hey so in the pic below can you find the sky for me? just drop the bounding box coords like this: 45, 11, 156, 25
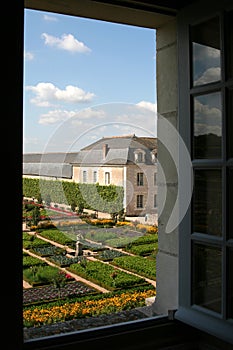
23, 9, 157, 154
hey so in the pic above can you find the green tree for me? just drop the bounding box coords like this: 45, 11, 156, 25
32, 206, 40, 226
52, 271, 67, 301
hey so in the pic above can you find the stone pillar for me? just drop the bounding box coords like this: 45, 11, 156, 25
152, 18, 179, 316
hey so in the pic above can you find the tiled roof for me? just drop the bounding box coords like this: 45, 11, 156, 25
71, 134, 157, 165
22, 135, 157, 176
81, 134, 157, 151
23, 163, 72, 178
23, 152, 79, 164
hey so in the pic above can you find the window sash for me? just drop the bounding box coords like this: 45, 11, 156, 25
137, 194, 143, 208
137, 172, 144, 186
175, 1, 233, 344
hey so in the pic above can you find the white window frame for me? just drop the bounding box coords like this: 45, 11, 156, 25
105, 171, 110, 185
175, 0, 233, 345
93, 170, 97, 183
82, 170, 87, 183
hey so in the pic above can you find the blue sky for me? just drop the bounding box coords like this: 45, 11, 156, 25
23, 9, 157, 153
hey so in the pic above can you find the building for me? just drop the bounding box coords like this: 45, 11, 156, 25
8, 0, 233, 349
23, 134, 158, 218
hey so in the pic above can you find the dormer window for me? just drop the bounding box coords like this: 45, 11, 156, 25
151, 149, 157, 163
134, 149, 145, 163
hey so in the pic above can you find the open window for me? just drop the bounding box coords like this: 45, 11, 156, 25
9, 1, 233, 350
22, 2, 160, 347
176, 0, 233, 344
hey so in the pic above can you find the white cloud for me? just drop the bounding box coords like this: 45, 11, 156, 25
39, 109, 75, 125
194, 98, 221, 136
24, 51, 34, 61
193, 43, 220, 61
39, 107, 105, 125
43, 14, 58, 22
55, 85, 95, 103
114, 101, 157, 136
41, 33, 91, 53
26, 82, 95, 107
29, 102, 157, 152
195, 99, 221, 121
136, 100, 157, 113
23, 136, 39, 145
71, 108, 106, 123
194, 67, 221, 85
194, 123, 221, 136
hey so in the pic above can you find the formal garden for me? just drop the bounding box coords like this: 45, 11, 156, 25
22, 179, 158, 330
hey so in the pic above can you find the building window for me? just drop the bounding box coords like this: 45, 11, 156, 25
154, 173, 156, 186
151, 150, 157, 163
176, 7, 233, 344
134, 149, 145, 163
137, 194, 143, 208
137, 152, 143, 162
105, 172, 110, 185
154, 194, 157, 208
137, 172, 144, 186
83, 170, 87, 183
93, 171, 97, 183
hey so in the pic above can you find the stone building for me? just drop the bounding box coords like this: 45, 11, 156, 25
23, 134, 158, 217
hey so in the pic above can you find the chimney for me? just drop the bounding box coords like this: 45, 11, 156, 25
102, 143, 108, 159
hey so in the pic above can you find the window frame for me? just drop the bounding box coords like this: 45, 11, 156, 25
93, 170, 97, 183
105, 171, 110, 185
137, 172, 144, 186
154, 172, 157, 186
175, 0, 233, 344
82, 170, 87, 183
136, 194, 144, 208
12, 0, 233, 349
154, 194, 157, 208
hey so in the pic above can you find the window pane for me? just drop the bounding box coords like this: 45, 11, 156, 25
93, 171, 97, 183
191, 17, 221, 86
137, 194, 143, 208
227, 89, 233, 159
227, 10, 233, 79
229, 169, 233, 239
137, 172, 143, 186
192, 243, 222, 314
193, 169, 222, 236
83, 170, 87, 183
193, 92, 222, 159
227, 248, 233, 319
105, 172, 110, 185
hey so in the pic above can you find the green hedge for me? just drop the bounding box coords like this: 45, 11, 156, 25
22, 178, 124, 214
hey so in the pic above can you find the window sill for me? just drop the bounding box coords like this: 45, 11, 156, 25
175, 306, 233, 347
22, 314, 200, 350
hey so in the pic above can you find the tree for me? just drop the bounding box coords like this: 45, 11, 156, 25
32, 206, 40, 226
52, 271, 67, 301
45, 194, 52, 207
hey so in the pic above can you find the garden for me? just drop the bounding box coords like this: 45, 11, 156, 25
23, 199, 157, 329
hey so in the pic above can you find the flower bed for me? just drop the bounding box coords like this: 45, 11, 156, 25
23, 281, 97, 305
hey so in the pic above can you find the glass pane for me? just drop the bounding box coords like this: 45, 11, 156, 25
192, 243, 222, 314
227, 89, 233, 159
229, 169, 233, 239
227, 248, 233, 319
193, 92, 222, 159
191, 17, 221, 86
193, 169, 222, 236
227, 10, 233, 79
